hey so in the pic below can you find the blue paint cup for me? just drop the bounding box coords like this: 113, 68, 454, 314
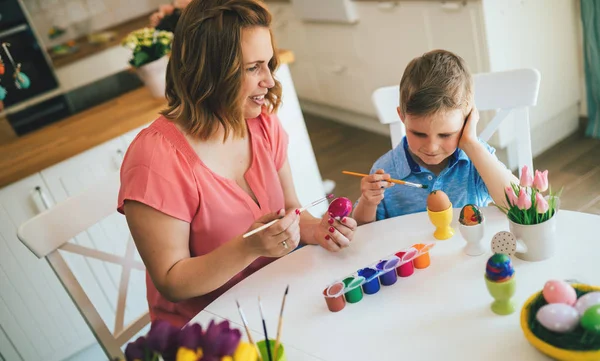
376, 257, 400, 286
358, 267, 380, 295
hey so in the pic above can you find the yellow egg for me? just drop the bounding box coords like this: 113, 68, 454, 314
427, 190, 450, 212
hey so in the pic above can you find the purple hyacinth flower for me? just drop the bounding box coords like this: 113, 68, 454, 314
178, 323, 204, 351
146, 320, 181, 361
125, 336, 150, 361
201, 320, 242, 357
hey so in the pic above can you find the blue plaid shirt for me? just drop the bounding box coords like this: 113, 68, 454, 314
366, 137, 498, 221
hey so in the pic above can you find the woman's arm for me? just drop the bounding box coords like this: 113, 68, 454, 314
277, 160, 357, 252
123, 200, 299, 302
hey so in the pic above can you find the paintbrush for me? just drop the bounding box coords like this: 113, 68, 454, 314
273, 285, 289, 359
342, 170, 428, 189
236, 300, 263, 361
243, 194, 334, 238
258, 296, 273, 361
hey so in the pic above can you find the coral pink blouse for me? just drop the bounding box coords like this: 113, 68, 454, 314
117, 112, 288, 327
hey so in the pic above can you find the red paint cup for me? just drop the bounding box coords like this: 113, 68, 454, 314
396, 247, 418, 277
323, 282, 346, 312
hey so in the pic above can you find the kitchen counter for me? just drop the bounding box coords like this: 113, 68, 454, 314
0, 49, 293, 188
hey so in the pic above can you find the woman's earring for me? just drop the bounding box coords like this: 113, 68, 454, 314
13, 63, 30, 89
1, 42, 30, 89
0, 79, 6, 111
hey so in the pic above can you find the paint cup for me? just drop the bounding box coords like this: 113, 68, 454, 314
323, 282, 346, 312
376, 257, 400, 286
396, 248, 418, 277
412, 243, 434, 269
358, 267, 381, 295
343, 276, 364, 303
257, 339, 287, 361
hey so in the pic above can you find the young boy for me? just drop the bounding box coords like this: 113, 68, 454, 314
353, 49, 518, 225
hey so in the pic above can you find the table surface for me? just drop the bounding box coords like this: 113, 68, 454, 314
190, 207, 599, 361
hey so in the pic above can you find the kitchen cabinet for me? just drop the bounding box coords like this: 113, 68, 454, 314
0, 324, 21, 361
0, 174, 95, 361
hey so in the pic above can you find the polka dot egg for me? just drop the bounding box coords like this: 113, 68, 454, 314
574, 291, 600, 316
542, 280, 577, 306
536, 303, 580, 333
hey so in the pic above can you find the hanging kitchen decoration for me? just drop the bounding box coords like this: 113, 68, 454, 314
1, 43, 31, 90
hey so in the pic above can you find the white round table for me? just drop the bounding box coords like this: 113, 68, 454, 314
189, 207, 599, 361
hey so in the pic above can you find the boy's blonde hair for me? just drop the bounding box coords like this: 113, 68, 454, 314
399, 49, 473, 119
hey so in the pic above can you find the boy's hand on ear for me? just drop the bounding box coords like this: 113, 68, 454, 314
459, 107, 480, 150
359, 169, 394, 206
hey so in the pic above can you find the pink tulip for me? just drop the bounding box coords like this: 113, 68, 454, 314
516, 188, 532, 210
533, 170, 549, 192
520, 165, 533, 187
535, 192, 549, 213
505, 186, 518, 206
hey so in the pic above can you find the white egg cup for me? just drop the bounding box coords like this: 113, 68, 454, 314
459, 219, 486, 256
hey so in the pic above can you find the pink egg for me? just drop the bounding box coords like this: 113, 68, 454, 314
575, 292, 600, 316
536, 303, 580, 333
328, 197, 353, 219
543, 280, 577, 305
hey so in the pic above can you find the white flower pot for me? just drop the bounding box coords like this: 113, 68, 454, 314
509, 213, 558, 262
135, 56, 169, 98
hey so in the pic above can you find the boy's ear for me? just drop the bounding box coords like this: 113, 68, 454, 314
396, 107, 405, 124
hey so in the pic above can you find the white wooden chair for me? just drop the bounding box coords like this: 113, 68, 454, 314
372, 68, 541, 175
17, 171, 150, 360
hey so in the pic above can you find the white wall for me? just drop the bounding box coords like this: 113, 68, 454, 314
269, 0, 583, 163
21, 0, 165, 48
476, 0, 582, 156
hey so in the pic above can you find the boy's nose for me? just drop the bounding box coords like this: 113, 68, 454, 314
423, 142, 440, 153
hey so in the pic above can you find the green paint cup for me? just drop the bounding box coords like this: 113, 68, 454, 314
257, 339, 286, 361
343, 276, 364, 303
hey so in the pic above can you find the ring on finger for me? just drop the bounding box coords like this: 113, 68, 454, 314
281, 240, 289, 249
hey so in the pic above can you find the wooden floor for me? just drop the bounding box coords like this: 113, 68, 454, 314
304, 113, 600, 215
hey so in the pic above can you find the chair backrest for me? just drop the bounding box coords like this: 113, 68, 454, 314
17, 171, 149, 360
371, 68, 541, 175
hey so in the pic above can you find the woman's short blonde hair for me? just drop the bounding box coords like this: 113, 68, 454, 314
399, 49, 473, 119
161, 0, 282, 140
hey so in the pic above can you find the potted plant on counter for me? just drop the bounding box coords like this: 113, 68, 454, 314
122, 27, 173, 98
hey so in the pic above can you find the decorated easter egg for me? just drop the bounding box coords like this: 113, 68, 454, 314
543, 280, 577, 305
575, 292, 600, 316
536, 303, 580, 333
427, 190, 450, 212
485, 253, 514, 282
459, 204, 483, 226
328, 197, 353, 219
581, 304, 600, 334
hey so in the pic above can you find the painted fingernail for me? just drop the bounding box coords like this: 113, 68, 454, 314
325, 235, 330, 240
329, 226, 335, 233
328, 218, 334, 225
277, 209, 284, 216
342, 217, 347, 223
295, 209, 300, 215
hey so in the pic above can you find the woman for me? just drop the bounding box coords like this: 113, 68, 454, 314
118, 0, 357, 327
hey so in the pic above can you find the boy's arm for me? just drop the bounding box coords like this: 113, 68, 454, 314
459, 108, 519, 208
